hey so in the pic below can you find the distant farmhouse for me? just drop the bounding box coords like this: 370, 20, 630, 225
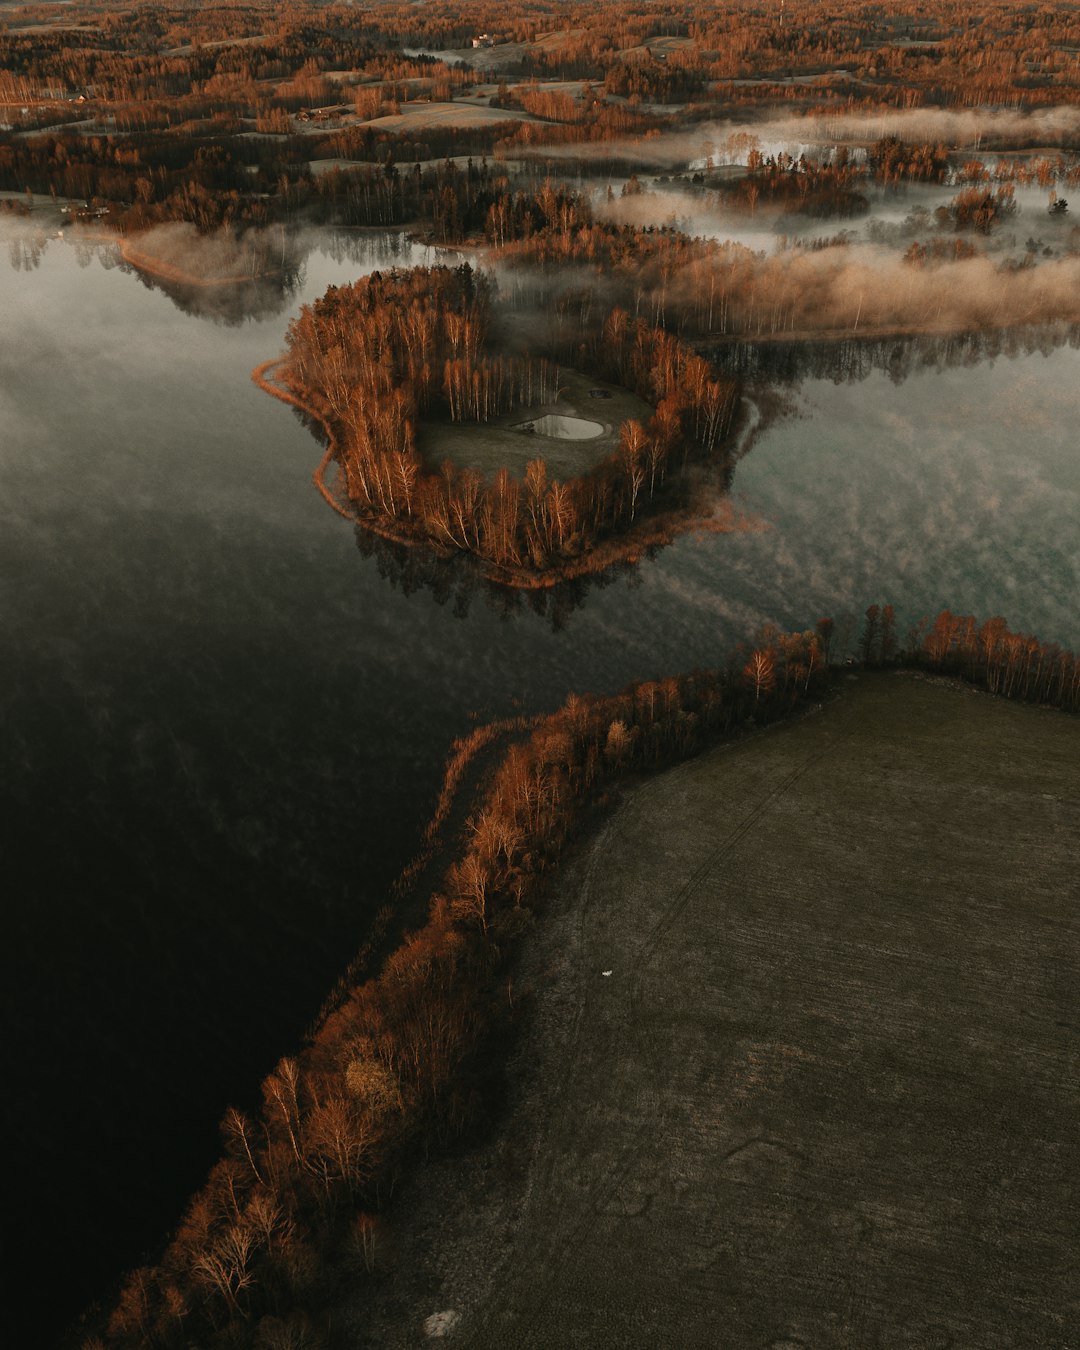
471, 33, 496, 48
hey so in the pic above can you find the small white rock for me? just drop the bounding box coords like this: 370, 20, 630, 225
424, 1310, 460, 1338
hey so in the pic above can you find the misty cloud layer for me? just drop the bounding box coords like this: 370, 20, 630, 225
522, 105, 1080, 171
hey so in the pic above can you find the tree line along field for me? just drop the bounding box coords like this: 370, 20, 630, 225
80, 610, 1080, 1349
350, 671, 1080, 1349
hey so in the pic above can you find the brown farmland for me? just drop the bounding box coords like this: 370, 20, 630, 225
358, 102, 539, 133
359, 673, 1080, 1348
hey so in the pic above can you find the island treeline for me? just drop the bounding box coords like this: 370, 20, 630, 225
270, 260, 738, 579
79, 606, 1079, 1349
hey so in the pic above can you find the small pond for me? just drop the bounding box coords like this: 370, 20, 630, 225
516, 413, 605, 439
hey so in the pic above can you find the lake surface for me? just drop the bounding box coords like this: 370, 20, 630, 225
3, 221, 1079, 1341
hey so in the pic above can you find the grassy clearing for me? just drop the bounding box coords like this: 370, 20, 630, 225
360, 102, 539, 132
415, 368, 653, 479
356, 673, 1080, 1348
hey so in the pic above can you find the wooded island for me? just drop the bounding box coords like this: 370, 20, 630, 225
258, 252, 739, 582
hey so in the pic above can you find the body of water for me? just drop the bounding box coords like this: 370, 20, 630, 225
2, 221, 1078, 1340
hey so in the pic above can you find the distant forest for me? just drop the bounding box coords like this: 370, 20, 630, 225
8, 0, 1080, 233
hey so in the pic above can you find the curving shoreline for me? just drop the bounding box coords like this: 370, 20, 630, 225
251, 358, 357, 521
359, 671, 1080, 1348
87, 609, 1080, 1347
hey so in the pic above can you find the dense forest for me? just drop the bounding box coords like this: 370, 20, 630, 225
10, 0, 1080, 117
75, 604, 1078, 1349
9, 0, 1080, 365
9, 0, 1080, 231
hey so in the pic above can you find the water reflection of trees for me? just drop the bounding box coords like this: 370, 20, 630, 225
7, 228, 49, 271
119, 256, 304, 324
305, 227, 428, 270
2, 223, 429, 323
711, 320, 1080, 384
121, 228, 429, 323
355, 527, 646, 630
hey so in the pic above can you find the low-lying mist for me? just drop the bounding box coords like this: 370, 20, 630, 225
520, 105, 1080, 172
575, 180, 1080, 341
685, 242, 1080, 338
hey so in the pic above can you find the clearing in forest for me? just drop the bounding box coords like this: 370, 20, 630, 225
416, 369, 653, 480
359, 102, 540, 133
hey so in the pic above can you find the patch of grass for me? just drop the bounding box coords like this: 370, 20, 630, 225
415, 368, 654, 479
361, 102, 539, 132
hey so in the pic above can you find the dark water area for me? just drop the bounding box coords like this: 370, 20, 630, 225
2, 222, 1080, 1344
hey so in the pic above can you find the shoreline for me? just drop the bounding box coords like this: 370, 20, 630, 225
118, 235, 282, 287
251, 358, 357, 521
88, 609, 1080, 1345
700, 315, 1080, 346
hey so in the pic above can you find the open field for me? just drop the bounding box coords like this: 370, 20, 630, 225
359, 102, 540, 134
355, 673, 1080, 1348
619, 35, 699, 60
415, 368, 653, 479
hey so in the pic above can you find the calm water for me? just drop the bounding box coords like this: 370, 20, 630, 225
3, 222, 1079, 1339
